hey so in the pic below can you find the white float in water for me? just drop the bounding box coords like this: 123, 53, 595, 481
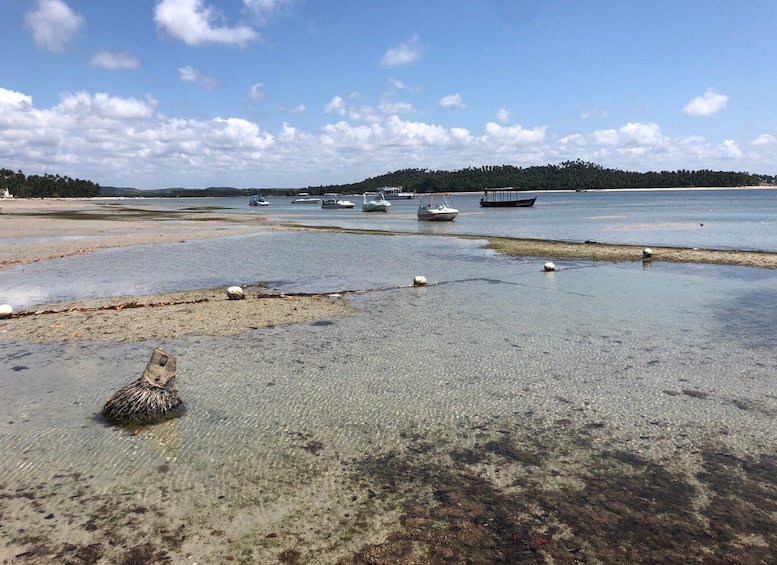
543, 262, 556, 272
226, 286, 245, 300
413, 275, 427, 286
642, 248, 653, 258
0, 304, 12, 318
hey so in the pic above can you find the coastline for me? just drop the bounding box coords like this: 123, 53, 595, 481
2, 197, 776, 343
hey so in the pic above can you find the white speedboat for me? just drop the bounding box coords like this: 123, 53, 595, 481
292, 192, 320, 204
362, 192, 391, 212
417, 193, 458, 221
249, 195, 269, 206
321, 196, 355, 209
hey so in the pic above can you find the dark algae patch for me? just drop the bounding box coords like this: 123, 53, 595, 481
3, 416, 777, 563
343, 418, 777, 564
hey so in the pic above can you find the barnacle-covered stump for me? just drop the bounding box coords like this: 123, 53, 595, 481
102, 347, 183, 425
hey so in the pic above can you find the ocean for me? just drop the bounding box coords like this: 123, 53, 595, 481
1, 188, 776, 562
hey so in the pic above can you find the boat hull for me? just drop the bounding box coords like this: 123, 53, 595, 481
479, 197, 536, 208
417, 210, 458, 221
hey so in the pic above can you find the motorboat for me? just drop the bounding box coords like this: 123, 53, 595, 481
321, 196, 355, 209
292, 192, 320, 204
362, 192, 391, 212
417, 193, 458, 221
249, 195, 269, 206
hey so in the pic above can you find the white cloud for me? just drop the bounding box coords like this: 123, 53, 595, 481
591, 122, 665, 147
248, 83, 266, 103
90, 51, 140, 70
496, 108, 511, 124
243, 0, 295, 25
2, 85, 774, 189
682, 89, 728, 117
154, 0, 258, 45
279, 103, 306, 113
483, 122, 547, 145
381, 35, 423, 67
719, 139, 743, 159
439, 94, 466, 110
752, 134, 775, 145
324, 96, 347, 116
178, 66, 219, 90
580, 109, 608, 120
378, 100, 414, 115
24, 0, 83, 52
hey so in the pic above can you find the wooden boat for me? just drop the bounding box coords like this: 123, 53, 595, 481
417, 193, 458, 221
479, 188, 536, 208
362, 192, 391, 212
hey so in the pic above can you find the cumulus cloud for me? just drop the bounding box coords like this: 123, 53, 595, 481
2, 84, 774, 189
178, 66, 219, 90
279, 103, 306, 113
752, 134, 775, 145
496, 108, 512, 124
154, 0, 258, 45
483, 122, 546, 145
324, 96, 347, 116
381, 35, 423, 67
439, 94, 466, 110
24, 0, 83, 52
90, 51, 140, 70
682, 89, 728, 117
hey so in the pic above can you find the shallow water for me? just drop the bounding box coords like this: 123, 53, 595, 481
2, 197, 777, 562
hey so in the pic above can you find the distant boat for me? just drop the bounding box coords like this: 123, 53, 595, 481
321, 195, 355, 209
479, 188, 536, 208
249, 195, 269, 206
362, 192, 391, 212
417, 193, 458, 221
380, 186, 414, 199
292, 196, 321, 204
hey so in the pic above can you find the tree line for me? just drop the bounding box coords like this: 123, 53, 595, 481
1, 161, 768, 198
1, 168, 100, 198
308, 160, 764, 195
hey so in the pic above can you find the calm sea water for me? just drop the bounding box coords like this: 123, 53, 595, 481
1, 189, 776, 561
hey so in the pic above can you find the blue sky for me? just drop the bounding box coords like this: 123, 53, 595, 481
1, 0, 776, 189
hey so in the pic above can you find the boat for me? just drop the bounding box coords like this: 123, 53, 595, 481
479, 188, 536, 208
417, 193, 458, 221
380, 186, 414, 199
249, 195, 269, 206
362, 192, 391, 212
292, 192, 321, 204
321, 195, 355, 209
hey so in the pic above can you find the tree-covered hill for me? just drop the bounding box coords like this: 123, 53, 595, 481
308, 160, 764, 195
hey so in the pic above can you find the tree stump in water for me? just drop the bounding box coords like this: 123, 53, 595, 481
103, 347, 183, 425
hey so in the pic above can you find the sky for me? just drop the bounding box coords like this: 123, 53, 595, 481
1, 0, 776, 190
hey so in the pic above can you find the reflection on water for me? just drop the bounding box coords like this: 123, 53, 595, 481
2, 228, 777, 561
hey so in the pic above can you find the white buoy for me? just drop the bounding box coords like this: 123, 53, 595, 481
0, 304, 12, 318
642, 248, 653, 258
413, 275, 427, 286
226, 286, 245, 300
543, 262, 556, 272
